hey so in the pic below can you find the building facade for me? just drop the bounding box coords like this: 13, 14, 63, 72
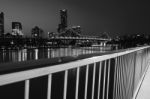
31, 26, 43, 38
57, 9, 68, 33
0, 12, 4, 36
12, 22, 23, 36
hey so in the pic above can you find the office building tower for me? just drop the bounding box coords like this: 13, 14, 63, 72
12, 22, 23, 36
0, 12, 4, 36
31, 26, 43, 38
58, 9, 68, 33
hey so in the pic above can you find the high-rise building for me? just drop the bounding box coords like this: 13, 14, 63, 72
57, 9, 68, 33
0, 12, 4, 36
12, 22, 23, 36
31, 26, 43, 38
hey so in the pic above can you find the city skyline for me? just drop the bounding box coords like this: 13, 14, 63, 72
0, 0, 150, 37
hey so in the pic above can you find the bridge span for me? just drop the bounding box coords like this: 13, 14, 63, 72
0, 46, 150, 99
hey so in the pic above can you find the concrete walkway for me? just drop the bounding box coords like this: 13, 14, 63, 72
136, 65, 150, 99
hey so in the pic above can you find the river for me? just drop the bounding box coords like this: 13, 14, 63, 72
0, 46, 112, 64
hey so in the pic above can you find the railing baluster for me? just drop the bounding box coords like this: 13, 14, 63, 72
75, 67, 80, 99
102, 60, 107, 99
106, 59, 111, 99
92, 63, 96, 99
125, 54, 129, 98
120, 56, 124, 99
84, 64, 89, 99
63, 70, 68, 99
122, 55, 126, 99
116, 57, 120, 99
47, 74, 52, 99
113, 57, 117, 99
120, 56, 123, 99
25, 80, 30, 99
117, 56, 121, 99
97, 62, 102, 99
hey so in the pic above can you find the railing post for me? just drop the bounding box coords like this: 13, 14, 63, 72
97, 62, 102, 99
47, 74, 52, 99
120, 56, 123, 99
25, 80, 30, 99
118, 56, 121, 99
92, 63, 96, 99
122, 55, 127, 99
106, 59, 111, 99
102, 60, 107, 99
75, 67, 80, 99
84, 64, 89, 99
113, 57, 117, 99
63, 70, 68, 99
116, 57, 120, 99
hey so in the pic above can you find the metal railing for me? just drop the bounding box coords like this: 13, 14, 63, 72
0, 46, 150, 99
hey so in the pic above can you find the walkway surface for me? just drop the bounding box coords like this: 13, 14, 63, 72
136, 65, 150, 99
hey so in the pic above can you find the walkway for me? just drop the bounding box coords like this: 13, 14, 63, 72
136, 64, 150, 99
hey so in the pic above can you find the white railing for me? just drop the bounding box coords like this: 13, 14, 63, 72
0, 46, 150, 99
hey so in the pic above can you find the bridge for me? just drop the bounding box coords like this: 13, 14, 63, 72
0, 46, 150, 99
48, 36, 110, 46
48, 30, 111, 46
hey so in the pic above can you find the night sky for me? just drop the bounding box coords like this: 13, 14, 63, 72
0, 0, 150, 37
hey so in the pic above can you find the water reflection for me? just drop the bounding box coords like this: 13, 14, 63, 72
0, 47, 110, 64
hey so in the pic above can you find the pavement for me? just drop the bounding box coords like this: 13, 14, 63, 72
136, 64, 150, 99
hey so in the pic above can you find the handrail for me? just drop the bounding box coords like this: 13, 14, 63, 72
0, 46, 149, 86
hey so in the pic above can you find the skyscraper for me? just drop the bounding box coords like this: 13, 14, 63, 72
12, 22, 23, 36
57, 9, 68, 33
31, 26, 43, 38
0, 12, 4, 36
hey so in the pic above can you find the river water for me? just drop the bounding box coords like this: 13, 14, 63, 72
0, 46, 111, 64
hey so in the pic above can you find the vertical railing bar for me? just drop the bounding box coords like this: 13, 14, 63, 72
132, 53, 137, 97
102, 60, 107, 99
92, 62, 96, 99
115, 57, 119, 99
63, 70, 68, 99
47, 74, 52, 99
141, 53, 144, 76
125, 54, 129, 98
25, 80, 30, 99
126, 54, 130, 98
130, 54, 134, 98
122, 55, 126, 99
121, 55, 124, 99
113, 57, 117, 99
120, 56, 124, 99
97, 61, 102, 99
75, 67, 80, 99
118, 56, 121, 99
129, 54, 134, 98
118, 56, 122, 99
128, 54, 133, 98
106, 59, 111, 99
121, 55, 126, 99
131, 53, 135, 97
84, 64, 89, 99
139, 53, 142, 78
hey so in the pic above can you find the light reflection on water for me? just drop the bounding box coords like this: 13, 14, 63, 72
0, 47, 110, 64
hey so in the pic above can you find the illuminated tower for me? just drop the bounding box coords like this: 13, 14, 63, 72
0, 12, 4, 36
58, 9, 68, 33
